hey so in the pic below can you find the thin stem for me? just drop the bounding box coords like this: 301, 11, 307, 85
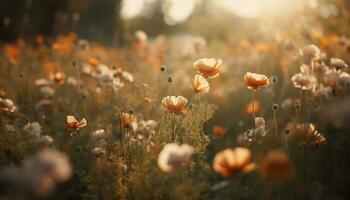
168, 83, 172, 96
298, 90, 303, 122
252, 90, 256, 121
273, 110, 278, 139
187, 95, 200, 138
172, 113, 176, 141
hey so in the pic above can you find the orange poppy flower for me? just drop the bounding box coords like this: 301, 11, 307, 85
66, 115, 87, 130
244, 72, 270, 90
213, 147, 256, 177
192, 75, 210, 93
213, 126, 227, 138
89, 58, 100, 68
193, 58, 222, 79
5, 44, 20, 64
161, 96, 188, 114
51, 72, 66, 84
260, 151, 293, 180
120, 112, 138, 131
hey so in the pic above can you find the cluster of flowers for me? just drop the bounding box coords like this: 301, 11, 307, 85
119, 112, 157, 152
0, 149, 71, 198
22, 122, 54, 147
213, 147, 292, 180
91, 129, 107, 157
161, 58, 222, 114
0, 98, 17, 113
34, 72, 78, 110
82, 59, 133, 92
292, 44, 350, 97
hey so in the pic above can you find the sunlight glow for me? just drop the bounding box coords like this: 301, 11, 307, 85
162, 0, 197, 25
213, 0, 300, 19
121, 0, 145, 20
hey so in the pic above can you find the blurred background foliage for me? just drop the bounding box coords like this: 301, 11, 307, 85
1, 0, 350, 45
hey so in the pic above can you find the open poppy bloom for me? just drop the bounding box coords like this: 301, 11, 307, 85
244, 72, 269, 90
260, 151, 293, 181
161, 96, 188, 114
213, 147, 256, 177
193, 58, 222, 79
192, 75, 210, 93
299, 44, 321, 62
120, 112, 138, 131
158, 143, 193, 172
66, 115, 87, 130
284, 122, 326, 147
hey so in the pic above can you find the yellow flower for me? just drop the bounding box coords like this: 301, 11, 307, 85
213, 147, 256, 177
192, 75, 210, 93
161, 96, 188, 114
193, 58, 222, 79
244, 72, 270, 90
66, 115, 87, 130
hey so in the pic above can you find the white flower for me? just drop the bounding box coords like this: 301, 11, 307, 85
323, 67, 339, 88
158, 143, 194, 172
135, 30, 148, 44
312, 84, 332, 98
121, 71, 134, 83
37, 135, 54, 147
330, 58, 348, 70
35, 78, 52, 87
67, 77, 78, 86
92, 147, 106, 157
291, 73, 317, 90
255, 117, 265, 128
0, 98, 16, 112
23, 122, 42, 138
40, 86, 55, 97
299, 44, 321, 62
138, 120, 157, 139
338, 72, 350, 89
91, 129, 105, 139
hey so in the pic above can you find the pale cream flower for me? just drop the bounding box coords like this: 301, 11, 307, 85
213, 147, 256, 177
299, 44, 321, 62
161, 96, 188, 114
92, 147, 106, 157
23, 122, 42, 138
158, 143, 194, 172
338, 72, 350, 89
193, 58, 222, 78
260, 151, 292, 180
291, 73, 317, 90
0, 98, 16, 112
244, 72, 270, 90
192, 74, 210, 93
255, 117, 266, 128
330, 58, 348, 70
